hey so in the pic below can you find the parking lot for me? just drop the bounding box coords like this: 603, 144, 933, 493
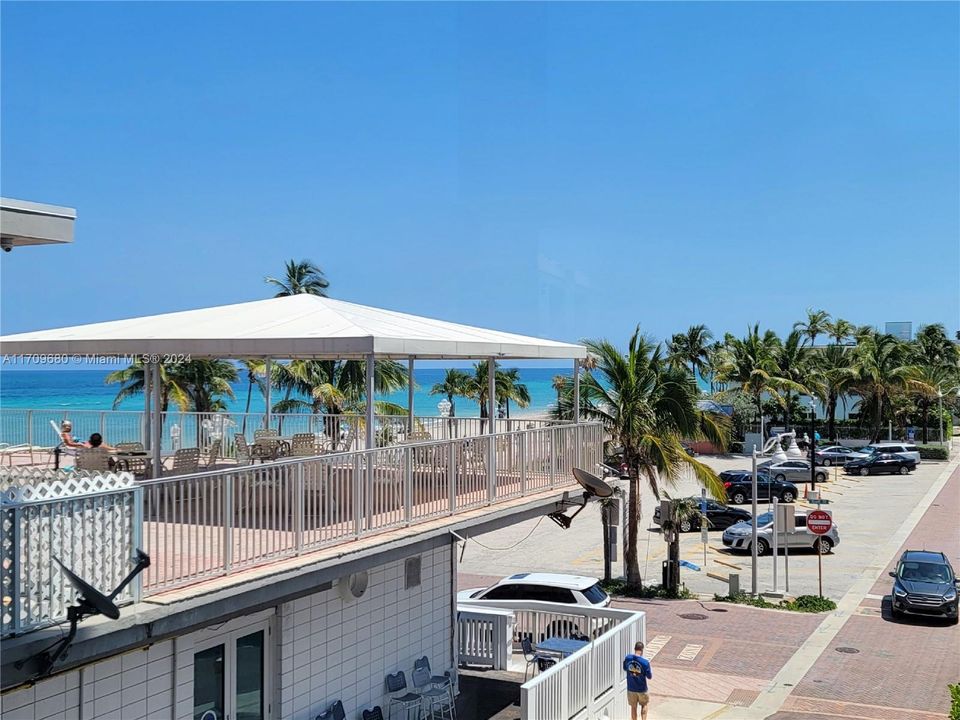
459, 452, 954, 601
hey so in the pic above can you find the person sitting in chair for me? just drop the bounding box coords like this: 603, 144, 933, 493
87, 433, 117, 453
59, 421, 86, 451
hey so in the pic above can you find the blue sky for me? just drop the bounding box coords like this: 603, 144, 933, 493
2, 2, 957, 350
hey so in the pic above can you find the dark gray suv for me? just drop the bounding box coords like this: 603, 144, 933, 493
889, 550, 958, 623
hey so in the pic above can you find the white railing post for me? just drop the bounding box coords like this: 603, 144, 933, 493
520, 432, 527, 496
549, 429, 557, 488
223, 473, 234, 574
487, 437, 496, 504
404, 448, 413, 526
353, 454, 363, 537
131, 485, 144, 603
448, 442, 457, 514
99, 411, 106, 439
295, 463, 304, 555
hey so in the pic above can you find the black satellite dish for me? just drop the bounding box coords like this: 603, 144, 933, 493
548, 467, 616, 529
17, 550, 150, 679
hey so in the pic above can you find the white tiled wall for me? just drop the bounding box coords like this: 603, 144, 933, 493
0, 640, 174, 720
1, 545, 454, 720
278, 546, 454, 720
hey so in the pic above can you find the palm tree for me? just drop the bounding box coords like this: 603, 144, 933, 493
810, 344, 856, 441
239, 359, 267, 433
794, 309, 831, 347
716, 326, 804, 431
464, 360, 511, 432
850, 334, 925, 442
824, 318, 855, 346
499, 367, 531, 418
552, 374, 567, 409
265, 259, 330, 297
774, 330, 812, 428
429, 369, 471, 418
105, 360, 191, 411
563, 328, 728, 586
909, 324, 960, 442
667, 325, 713, 378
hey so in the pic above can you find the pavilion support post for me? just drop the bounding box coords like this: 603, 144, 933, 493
366, 354, 376, 451
151, 362, 162, 478
143, 363, 152, 449
264, 357, 272, 430
487, 357, 496, 503
573, 359, 580, 424
407, 357, 415, 435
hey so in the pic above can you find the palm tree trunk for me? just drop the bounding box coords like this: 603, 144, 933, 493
601, 511, 611, 582
921, 401, 929, 444
827, 393, 837, 441
625, 458, 641, 586
871, 397, 884, 443
242, 379, 253, 434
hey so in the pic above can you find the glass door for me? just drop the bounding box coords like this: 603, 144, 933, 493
235, 631, 265, 720
193, 645, 225, 720
192, 623, 270, 720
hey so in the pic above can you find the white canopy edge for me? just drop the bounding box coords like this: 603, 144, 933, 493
0, 294, 586, 360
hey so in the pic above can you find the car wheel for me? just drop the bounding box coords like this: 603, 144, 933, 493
816, 472, 827, 483
679, 518, 693, 533
822, 458, 832, 467
755, 538, 769, 556
775, 473, 786, 482
860, 467, 870, 477
780, 490, 795, 503
815, 537, 833, 554
898, 466, 909, 475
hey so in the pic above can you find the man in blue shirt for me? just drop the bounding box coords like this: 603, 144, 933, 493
623, 641, 652, 720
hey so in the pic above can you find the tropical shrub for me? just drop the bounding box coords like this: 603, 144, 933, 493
949, 683, 960, 720
918, 445, 949, 460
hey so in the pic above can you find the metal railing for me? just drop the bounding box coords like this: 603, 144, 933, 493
457, 606, 515, 670
138, 422, 601, 594
0, 408, 559, 459
515, 605, 645, 720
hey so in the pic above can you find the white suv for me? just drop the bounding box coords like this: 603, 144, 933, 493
458, 572, 611, 607
848, 442, 921, 465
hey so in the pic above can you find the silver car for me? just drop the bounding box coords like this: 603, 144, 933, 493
722, 511, 840, 556
814, 445, 859, 466
760, 459, 828, 484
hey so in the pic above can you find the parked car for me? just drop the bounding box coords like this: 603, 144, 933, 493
681, 442, 698, 457
722, 511, 840, 556
457, 572, 611, 607
846, 442, 921, 465
653, 498, 751, 532
722, 473, 799, 505
844, 452, 917, 476
814, 445, 859, 466
759, 459, 828, 484
889, 550, 958, 623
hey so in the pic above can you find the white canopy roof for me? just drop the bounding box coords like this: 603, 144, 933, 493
0, 295, 585, 360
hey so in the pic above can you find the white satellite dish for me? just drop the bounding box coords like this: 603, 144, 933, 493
338, 571, 369, 601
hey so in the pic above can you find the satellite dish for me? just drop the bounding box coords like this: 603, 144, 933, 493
572, 468, 614, 498
549, 468, 615, 529
338, 571, 369, 601
55, 558, 120, 619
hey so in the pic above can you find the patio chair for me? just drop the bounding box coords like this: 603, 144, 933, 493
116, 441, 144, 452
413, 666, 454, 720
291, 433, 320, 457
0, 443, 54, 467
414, 657, 455, 715
254, 428, 278, 440
386, 671, 421, 720
361, 707, 385, 720
253, 437, 283, 461
234, 433, 254, 465
75, 448, 112, 473
520, 638, 555, 681
315, 699, 345, 720
204, 438, 222, 468
166, 447, 200, 475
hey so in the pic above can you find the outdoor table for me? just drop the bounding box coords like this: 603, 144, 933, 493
252, 436, 292, 460
535, 637, 588, 659
113, 450, 152, 474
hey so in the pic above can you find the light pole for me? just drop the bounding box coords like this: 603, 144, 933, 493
809, 398, 817, 492
938, 386, 960, 446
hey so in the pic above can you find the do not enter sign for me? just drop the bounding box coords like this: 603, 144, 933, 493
807, 510, 832, 535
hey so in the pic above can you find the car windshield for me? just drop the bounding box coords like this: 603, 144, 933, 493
753, 512, 774, 527
582, 582, 609, 604
898, 561, 954, 583
859, 446, 880, 455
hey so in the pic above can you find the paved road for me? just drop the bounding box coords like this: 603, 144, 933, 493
457, 447, 960, 718
459, 452, 951, 600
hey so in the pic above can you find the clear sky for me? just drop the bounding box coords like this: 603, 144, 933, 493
2, 2, 958, 349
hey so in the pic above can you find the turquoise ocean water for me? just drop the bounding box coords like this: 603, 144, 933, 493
0, 368, 568, 418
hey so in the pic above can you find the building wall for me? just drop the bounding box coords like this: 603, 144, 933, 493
1, 543, 454, 720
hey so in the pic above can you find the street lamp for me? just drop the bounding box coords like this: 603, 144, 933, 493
809, 398, 817, 492
937, 386, 960, 446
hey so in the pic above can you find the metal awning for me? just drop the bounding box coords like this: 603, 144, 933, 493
0, 197, 76, 249
0, 294, 586, 360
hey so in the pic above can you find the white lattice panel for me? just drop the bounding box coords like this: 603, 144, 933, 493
1, 470, 135, 502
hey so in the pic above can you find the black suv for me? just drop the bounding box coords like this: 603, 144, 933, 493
889, 550, 958, 623
720, 470, 798, 505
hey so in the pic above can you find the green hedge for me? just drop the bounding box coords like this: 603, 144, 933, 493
713, 591, 837, 613
918, 445, 950, 460
950, 683, 960, 720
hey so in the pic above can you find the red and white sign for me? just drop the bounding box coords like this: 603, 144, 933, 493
807, 510, 833, 535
